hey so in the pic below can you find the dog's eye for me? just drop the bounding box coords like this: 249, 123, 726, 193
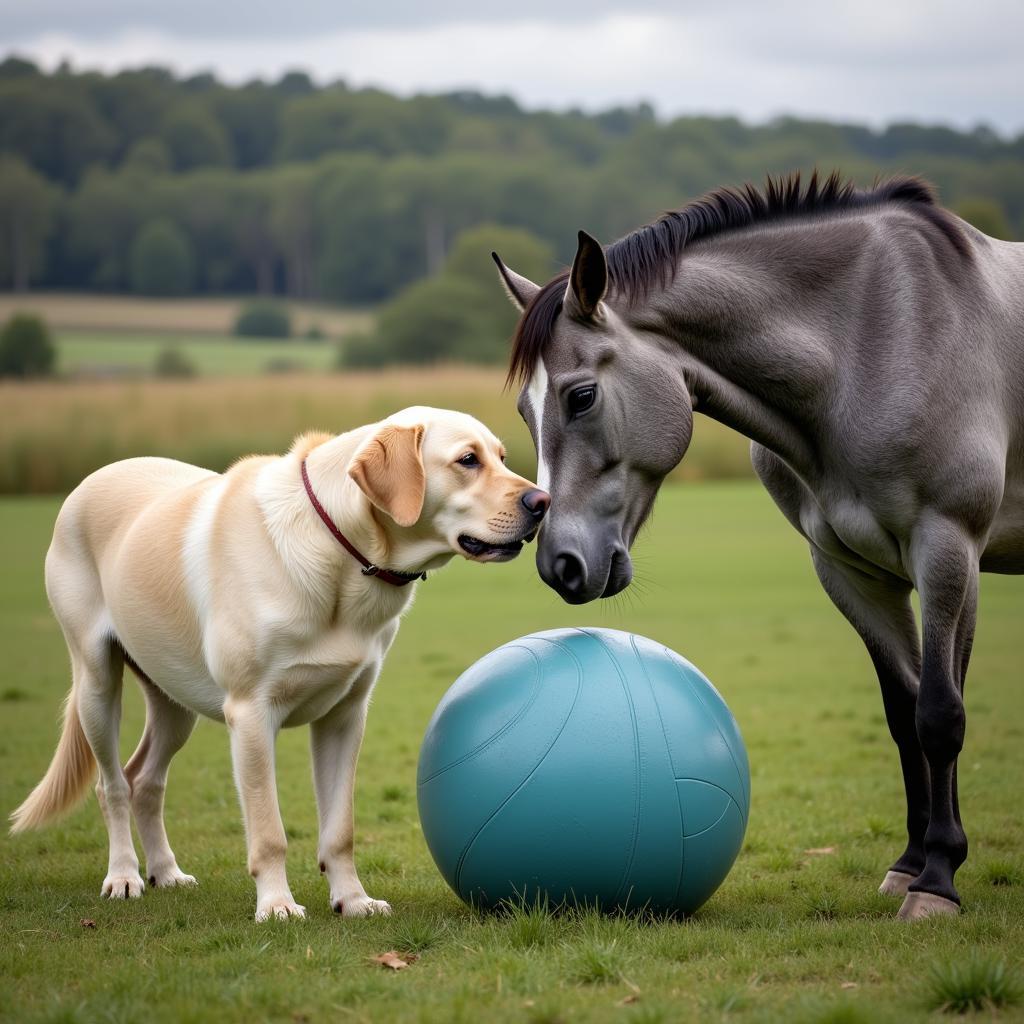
457, 452, 480, 468
568, 385, 597, 418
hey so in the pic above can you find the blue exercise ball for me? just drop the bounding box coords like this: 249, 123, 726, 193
417, 628, 749, 915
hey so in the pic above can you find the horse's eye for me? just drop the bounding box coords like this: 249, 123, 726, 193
568, 386, 597, 418
457, 452, 480, 468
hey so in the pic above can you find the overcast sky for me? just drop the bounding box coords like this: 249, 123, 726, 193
4, 1, 1022, 134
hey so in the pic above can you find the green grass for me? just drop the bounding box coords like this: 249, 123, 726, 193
924, 953, 1023, 1014
56, 329, 339, 377
1, 483, 1022, 1023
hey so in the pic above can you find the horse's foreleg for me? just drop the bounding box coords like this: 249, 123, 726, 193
809, 550, 928, 897
898, 518, 978, 921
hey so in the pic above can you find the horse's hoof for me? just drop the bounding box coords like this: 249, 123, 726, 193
897, 890, 959, 921
878, 870, 915, 897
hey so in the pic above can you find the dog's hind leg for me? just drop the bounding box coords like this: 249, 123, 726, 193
124, 674, 198, 889
75, 640, 146, 899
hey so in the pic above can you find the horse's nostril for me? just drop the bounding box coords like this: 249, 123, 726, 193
521, 488, 551, 521
553, 552, 585, 593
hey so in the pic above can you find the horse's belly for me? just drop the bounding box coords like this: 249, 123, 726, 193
981, 487, 1024, 573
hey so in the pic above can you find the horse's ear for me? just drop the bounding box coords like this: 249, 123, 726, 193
492, 251, 540, 312
566, 229, 607, 318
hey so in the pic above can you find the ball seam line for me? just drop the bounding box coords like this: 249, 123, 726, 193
450, 636, 584, 903
418, 644, 543, 785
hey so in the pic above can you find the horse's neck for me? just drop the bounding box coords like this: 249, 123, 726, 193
638, 224, 866, 481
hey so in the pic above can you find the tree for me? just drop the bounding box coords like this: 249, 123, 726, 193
277, 89, 451, 162
129, 219, 195, 296
65, 167, 154, 289
0, 56, 41, 80
0, 314, 55, 378
0, 157, 58, 290
122, 137, 171, 176
230, 177, 278, 294
446, 222, 555, 291
160, 100, 232, 171
270, 168, 317, 298
0, 79, 115, 185
211, 85, 281, 169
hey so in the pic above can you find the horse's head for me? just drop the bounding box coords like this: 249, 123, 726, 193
494, 231, 693, 604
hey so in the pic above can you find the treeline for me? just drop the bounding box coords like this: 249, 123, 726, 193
1, 56, 1022, 305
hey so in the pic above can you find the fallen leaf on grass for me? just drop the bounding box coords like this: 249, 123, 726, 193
372, 950, 417, 971
617, 994, 640, 1006
804, 846, 837, 855
80, 919, 96, 929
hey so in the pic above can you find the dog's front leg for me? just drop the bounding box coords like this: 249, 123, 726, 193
311, 694, 391, 918
225, 698, 305, 921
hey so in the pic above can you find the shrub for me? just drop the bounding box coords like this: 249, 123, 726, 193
263, 357, 301, 374
339, 332, 385, 368
129, 219, 195, 296
0, 313, 55, 378
234, 300, 291, 339
364, 275, 495, 366
342, 223, 554, 368
153, 344, 196, 378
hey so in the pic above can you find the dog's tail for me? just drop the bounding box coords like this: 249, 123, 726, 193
9, 685, 95, 833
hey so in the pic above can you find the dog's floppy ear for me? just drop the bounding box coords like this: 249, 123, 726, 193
348, 424, 426, 528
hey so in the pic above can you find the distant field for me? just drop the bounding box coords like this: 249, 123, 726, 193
56, 330, 339, 377
0, 371, 755, 493
1, 484, 1021, 1023
0, 292, 373, 338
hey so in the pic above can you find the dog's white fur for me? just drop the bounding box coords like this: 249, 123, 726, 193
10, 406, 543, 921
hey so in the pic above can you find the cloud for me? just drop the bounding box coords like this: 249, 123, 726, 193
7, 4, 1023, 132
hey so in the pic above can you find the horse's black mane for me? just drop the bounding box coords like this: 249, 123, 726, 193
507, 171, 967, 387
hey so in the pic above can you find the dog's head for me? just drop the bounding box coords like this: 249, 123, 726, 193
348, 407, 549, 567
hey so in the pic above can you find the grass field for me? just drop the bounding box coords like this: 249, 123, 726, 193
56, 330, 340, 377
0, 293, 373, 338
1, 484, 1021, 1024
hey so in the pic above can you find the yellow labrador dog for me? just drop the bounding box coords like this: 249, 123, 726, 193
10, 407, 549, 921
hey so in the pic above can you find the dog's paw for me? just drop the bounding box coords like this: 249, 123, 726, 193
102, 873, 146, 899
333, 895, 391, 918
255, 896, 306, 922
148, 866, 198, 889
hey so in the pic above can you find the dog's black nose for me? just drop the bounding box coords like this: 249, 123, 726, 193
521, 488, 550, 521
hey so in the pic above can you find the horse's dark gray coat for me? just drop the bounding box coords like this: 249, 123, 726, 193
494, 174, 1023, 918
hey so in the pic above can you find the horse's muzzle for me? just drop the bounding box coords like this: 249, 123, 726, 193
538, 538, 632, 604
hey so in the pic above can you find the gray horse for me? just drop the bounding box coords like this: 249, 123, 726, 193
492, 172, 1023, 921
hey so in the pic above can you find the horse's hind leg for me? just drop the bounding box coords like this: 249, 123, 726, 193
809, 550, 929, 898
124, 674, 198, 889
897, 518, 978, 921
75, 640, 147, 899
